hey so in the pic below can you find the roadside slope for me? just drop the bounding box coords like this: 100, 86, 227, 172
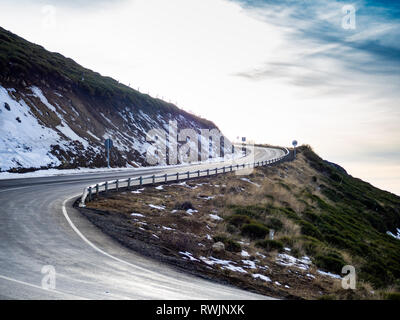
0, 26, 220, 172
80, 145, 400, 299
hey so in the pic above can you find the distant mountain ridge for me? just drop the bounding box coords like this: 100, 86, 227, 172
0, 26, 219, 172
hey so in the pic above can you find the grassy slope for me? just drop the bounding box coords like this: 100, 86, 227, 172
82, 145, 400, 299
229, 146, 400, 289
295, 146, 400, 287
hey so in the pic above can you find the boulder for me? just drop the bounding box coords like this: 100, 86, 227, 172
212, 241, 225, 252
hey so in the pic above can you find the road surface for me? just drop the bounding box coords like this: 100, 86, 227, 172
0, 146, 285, 300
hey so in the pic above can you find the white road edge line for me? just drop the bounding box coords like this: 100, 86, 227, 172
62, 194, 195, 283
62, 194, 147, 269
61, 192, 271, 295
0, 274, 86, 299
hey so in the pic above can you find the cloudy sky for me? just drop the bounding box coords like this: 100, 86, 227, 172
0, 0, 399, 194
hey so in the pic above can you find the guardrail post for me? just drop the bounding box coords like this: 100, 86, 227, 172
88, 187, 92, 202
116, 180, 119, 191
105, 181, 108, 193
237, 164, 239, 170
176, 172, 179, 182
223, 166, 225, 173
152, 175, 155, 184
96, 184, 99, 196
207, 169, 209, 176
197, 170, 200, 177
139, 176, 143, 186
230, 165, 232, 172
127, 178, 131, 190
165, 173, 168, 182
215, 168, 218, 175
187, 171, 190, 179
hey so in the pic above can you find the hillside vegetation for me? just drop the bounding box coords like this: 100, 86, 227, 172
81, 145, 400, 299
0, 26, 218, 171
0, 26, 212, 124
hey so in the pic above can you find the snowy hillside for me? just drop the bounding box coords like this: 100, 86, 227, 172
0, 27, 220, 172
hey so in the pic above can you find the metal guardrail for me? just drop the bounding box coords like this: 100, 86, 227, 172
79, 147, 290, 207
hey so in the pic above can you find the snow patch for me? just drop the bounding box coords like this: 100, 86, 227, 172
209, 214, 223, 221
317, 270, 341, 279
242, 260, 257, 269
276, 254, 312, 271
386, 228, 400, 240
179, 251, 199, 262
148, 204, 165, 210
186, 209, 198, 215
240, 178, 260, 187
241, 250, 250, 258
131, 213, 145, 217
252, 274, 271, 282
0, 86, 62, 170
200, 257, 247, 273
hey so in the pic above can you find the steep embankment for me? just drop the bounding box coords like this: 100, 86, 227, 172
80, 146, 400, 299
0, 26, 218, 172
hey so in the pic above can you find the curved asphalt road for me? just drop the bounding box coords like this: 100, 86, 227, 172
0, 146, 285, 300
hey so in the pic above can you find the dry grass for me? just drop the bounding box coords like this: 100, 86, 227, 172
84, 154, 347, 299
83, 150, 399, 300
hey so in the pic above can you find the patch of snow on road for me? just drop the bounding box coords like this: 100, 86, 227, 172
0, 166, 137, 180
